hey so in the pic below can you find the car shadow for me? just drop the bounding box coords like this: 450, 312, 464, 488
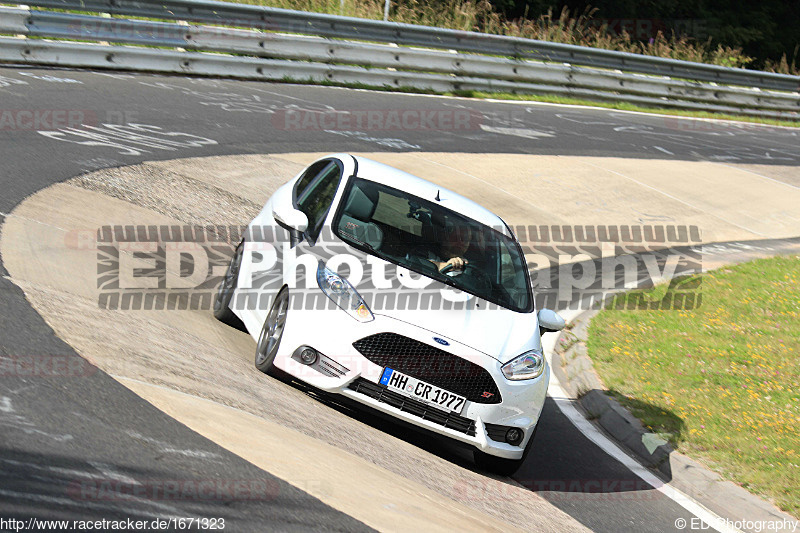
604, 387, 685, 452
516, 397, 682, 489
279, 372, 682, 495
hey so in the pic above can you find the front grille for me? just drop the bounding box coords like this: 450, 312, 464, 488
352, 332, 502, 404
348, 378, 476, 436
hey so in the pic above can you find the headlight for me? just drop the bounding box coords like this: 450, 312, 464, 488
316, 261, 374, 322
501, 349, 545, 380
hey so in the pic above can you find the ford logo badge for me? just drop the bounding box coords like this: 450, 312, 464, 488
433, 337, 449, 346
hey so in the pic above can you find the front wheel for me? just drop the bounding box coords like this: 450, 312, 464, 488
213, 240, 245, 329
255, 287, 289, 375
473, 423, 539, 477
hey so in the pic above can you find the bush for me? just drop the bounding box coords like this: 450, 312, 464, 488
236, 0, 757, 70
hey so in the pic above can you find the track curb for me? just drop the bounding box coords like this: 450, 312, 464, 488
550, 258, 800, 529
552, 309, 673, 476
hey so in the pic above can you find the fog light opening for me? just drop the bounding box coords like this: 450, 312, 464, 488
299, 347, 318, 365
506, 427, 524, 446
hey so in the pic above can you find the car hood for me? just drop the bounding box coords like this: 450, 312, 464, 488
373, 302, 541, 363
309, 244, 541, 362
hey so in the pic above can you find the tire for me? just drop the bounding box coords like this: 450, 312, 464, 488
255, 286, 289, 375
213, 240, 245, 329
473, 422, 539, 477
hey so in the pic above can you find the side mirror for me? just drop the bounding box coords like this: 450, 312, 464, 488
538, 309, 565, 336
273, 203, 308, 234
273, 203, 308, 247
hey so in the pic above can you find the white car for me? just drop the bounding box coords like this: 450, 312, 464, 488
214, 154, 565, 474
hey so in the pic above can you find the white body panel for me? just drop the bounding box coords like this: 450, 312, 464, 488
227, 154, 552, 459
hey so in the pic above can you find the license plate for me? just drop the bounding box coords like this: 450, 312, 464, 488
379, 368, 467, 413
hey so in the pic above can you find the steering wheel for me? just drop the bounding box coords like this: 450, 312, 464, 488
440, 262, 492, 294
438, 262, 458, 275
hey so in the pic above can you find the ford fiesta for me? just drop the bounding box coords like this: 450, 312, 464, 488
214, 154, 565, 475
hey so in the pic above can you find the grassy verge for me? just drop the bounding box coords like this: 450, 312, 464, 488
448, 90, 800, 128
587, 256, 800, 516
292, 79, 800, 128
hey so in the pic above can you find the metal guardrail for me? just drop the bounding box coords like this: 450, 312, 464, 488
0, 2, 798, 118
17, 0, 800, 93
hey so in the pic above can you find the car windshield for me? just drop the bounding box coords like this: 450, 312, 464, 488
334, 177, 532, 312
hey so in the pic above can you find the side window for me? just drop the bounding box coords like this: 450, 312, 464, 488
294, 161, 329, 198
498, 241, 527, 308
293, 160, 343, 240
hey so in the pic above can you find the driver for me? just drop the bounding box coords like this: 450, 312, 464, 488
429, 221, 472, 274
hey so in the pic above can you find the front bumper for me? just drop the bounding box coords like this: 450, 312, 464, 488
233, 289, 548, 459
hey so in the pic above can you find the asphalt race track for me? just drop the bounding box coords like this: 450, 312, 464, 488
1, 65, 798, 532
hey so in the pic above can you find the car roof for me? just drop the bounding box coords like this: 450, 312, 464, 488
348, 155, 512, 237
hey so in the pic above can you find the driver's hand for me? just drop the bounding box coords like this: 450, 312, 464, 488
441, 257, 467, 272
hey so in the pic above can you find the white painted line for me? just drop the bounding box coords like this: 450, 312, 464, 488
542, 310, 741, 533
0, 210, 71, 233
0, 488, 174, 520
11, 69, 800, 131
408, 154, 545, 212
715, 163, 800, 191
653, 146, 674, 155
479, 124, 554, 139
124, 430, 223, 460
575, 159, 769, 237
0, 396, 13, 413
94, 72, 136, 80
1, 457, 200, 517
339, 83, 800, 131
1, 458, 106, 480
87, 461, 194, 517
88, 461, 144, 486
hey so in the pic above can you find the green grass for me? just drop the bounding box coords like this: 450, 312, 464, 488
588, 256, 800, 517
269, 77, 800, 127
284, 79, 800, 127
448, 90, 800, 128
